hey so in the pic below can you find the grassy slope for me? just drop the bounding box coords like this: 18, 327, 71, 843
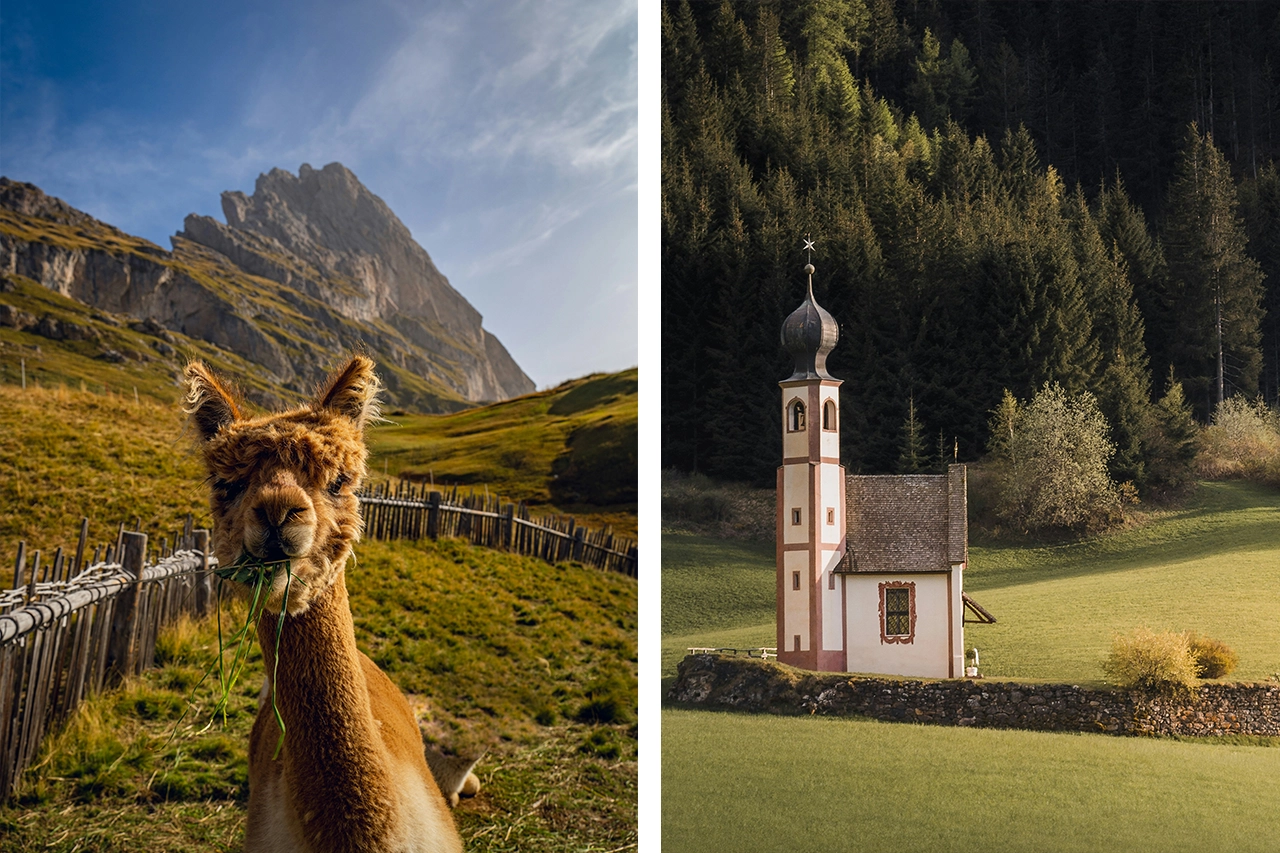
368, 369, 637, 538
0, 382, 637, 850
661, 482, 1280, 852
663, 710, 1280, 853
1, 538, 637, 852
661, 481, 1280, 683
966, 480, 1280, 683
660, 535, 774, 680
0, 384, 211, 560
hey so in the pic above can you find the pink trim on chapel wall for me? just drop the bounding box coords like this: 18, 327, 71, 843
878, 581, 916, 644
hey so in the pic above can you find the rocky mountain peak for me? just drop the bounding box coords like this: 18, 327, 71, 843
200, 163, 481, 340
2, 166, 535, 408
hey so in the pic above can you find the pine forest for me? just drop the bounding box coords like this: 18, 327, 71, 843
661, 0, 1280, 492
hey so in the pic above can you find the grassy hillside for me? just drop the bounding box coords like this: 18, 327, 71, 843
1, 537, 637, 851
0, 384, 210, 560
663, 710, 1280, 853
368, 369, 637, 537
0, 272, 290, 407
0, 378, 637, 849
0, 367, 636, 559
662, 481, 1280, 684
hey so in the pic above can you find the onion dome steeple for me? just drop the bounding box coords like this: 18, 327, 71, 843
781, 242, 839, 381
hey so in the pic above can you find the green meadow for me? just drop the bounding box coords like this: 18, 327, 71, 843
663, 710, 1280, 853
662, 480, 1280, 852
368, 369, 637, 538
662, 481, 1280, 683
0, 377, 637, 851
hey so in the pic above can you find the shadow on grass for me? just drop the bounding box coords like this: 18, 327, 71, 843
969, 481, 1280, 592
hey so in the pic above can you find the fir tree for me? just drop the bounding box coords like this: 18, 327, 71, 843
1144, 368, 1200, 497
897, 392, 928, 473
800, 0, 866, 130
1162, 125, 1266, 413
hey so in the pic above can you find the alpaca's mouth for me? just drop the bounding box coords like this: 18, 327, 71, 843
214, 551, 295, 589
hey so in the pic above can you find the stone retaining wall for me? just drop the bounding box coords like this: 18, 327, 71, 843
669, 654, 1280, 737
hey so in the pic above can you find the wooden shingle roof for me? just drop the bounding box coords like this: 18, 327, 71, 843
840, 464, 967, 573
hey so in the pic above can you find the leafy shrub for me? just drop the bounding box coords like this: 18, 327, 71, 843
1102, 627, 1198, 694
1186, 632, 1239, 679
989, 384, 1123, 534
1197, 396, 1280, 481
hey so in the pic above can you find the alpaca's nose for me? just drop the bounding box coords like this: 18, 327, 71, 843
248, 480, 316, 559
256, 503, 307, 530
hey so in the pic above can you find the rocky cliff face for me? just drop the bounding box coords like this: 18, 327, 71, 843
0, 167, 534, 409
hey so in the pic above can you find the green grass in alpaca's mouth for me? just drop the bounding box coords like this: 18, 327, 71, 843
203, 554, 304, 758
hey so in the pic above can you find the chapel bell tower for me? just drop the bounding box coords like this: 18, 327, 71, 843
776, 254, 846, 671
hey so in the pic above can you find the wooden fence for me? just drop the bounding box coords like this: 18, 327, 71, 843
358, 481, 638, 578
0, 519, 214, 800
0, 484, 633, 800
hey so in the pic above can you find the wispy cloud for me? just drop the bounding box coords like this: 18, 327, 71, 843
322, 0, 637, 177
0, 0, 637, 386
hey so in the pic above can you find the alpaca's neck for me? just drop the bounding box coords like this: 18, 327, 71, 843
258, 570, 396, 839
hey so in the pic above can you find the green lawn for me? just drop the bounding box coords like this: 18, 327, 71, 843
660, 535, 774, 681
663, 709, 1280, 853
662, 480, 1280, 852
662, 481, 1280, 684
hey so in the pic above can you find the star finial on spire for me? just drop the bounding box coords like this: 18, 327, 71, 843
803, 236, 816, 261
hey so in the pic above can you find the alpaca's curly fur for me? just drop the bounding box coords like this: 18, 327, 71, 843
185, 356, 462, 852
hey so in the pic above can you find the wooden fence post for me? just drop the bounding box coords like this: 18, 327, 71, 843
572, 526, 585, 563
104, 531, 146, 686
12, 542, 25, 592
73, 519, 88, 577
193, 530, 211, 615
426, 492, 441, 540
503, 504, 515, 551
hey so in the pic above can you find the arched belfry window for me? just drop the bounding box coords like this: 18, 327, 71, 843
787, 400, 806, 432
822, 400, 837, 431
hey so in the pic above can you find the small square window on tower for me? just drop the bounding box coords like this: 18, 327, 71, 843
792, 571, 801, 590
828, 571, 836, 590
791, 508, 802, 525
826, 507, 834, 525
793, 634, 801, 652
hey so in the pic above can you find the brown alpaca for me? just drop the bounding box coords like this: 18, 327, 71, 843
184, 356, 463, 853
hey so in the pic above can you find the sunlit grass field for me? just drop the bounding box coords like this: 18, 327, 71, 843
662, 481, 1280, 684
2, 537, 637, 852
368, 369, 637, 538
0, 378, 638, 851
663, 709, 1280, 853
662, 481, 1280, 852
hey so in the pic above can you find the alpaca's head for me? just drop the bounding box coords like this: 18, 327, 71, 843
184, 356, 380, 614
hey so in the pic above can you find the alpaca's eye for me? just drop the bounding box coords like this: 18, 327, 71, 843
327, 474, 350, 496
214, 478, 246, 502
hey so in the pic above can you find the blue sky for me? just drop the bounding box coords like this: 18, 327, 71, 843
0, 0, 637, 389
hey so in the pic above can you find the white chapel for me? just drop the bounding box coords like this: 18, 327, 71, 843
775, 259, 992, 679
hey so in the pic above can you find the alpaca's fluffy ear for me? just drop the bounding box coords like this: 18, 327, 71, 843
183, 362, 242, 440
315, 355, 381, 429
